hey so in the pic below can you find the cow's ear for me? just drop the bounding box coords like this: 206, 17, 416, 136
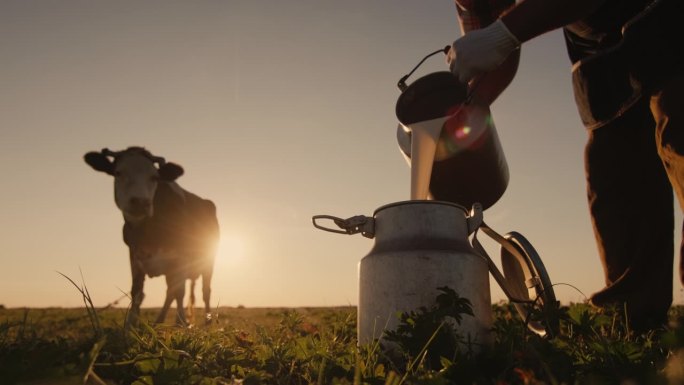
84, 152, 115, 175
158, 162, 184, 181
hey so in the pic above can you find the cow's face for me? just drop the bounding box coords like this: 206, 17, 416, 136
84, 147, 184, 223
113, 153, 161, 222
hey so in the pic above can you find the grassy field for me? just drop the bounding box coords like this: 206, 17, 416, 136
2, 297, 684, 385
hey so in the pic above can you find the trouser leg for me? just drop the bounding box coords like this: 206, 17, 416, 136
586, 97, 674, 331
651, 74, 684, 287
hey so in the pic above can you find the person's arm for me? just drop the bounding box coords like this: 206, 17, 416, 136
501, 0, 606, 43
452, 0, 520, 104
469, 48, 519, 105
449, 0, 608, 83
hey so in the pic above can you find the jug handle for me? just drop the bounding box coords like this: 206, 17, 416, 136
397, 46, 451, 91
396, 45, 483, 104
312, 215, 375, 239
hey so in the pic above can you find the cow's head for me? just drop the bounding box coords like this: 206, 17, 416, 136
84, 147, 184, 223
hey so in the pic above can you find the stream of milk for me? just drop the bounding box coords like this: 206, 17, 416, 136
407, 116, 450, 200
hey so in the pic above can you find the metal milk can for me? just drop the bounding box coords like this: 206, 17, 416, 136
357, 201, 492, 346
313, 201, 558, 348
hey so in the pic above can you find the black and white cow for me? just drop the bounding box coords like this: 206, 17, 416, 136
84, 147, 219, 325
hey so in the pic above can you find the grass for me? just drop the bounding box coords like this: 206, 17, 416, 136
2, 299, 684, 385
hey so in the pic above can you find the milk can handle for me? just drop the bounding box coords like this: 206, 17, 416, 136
471, 221, 559, 337
467, 203, 484, 234
472, 223, 536, 304
312, 215, 375, 238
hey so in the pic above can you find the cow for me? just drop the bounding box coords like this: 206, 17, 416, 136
84, 147, 219, 326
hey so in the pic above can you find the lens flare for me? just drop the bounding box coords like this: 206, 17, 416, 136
455, 126, 471, 140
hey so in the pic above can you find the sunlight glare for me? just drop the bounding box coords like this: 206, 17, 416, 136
217, 233, 246, 265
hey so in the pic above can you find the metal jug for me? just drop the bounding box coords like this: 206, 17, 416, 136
396, 52, 509, 209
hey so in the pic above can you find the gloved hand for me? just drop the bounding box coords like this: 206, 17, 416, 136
447, 19, 520, 83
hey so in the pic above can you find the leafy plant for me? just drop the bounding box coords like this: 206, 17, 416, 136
3, 287, 684, 385
383, 286, 474, 372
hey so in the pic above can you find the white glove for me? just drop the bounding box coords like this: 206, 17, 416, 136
447, 19, 520, 83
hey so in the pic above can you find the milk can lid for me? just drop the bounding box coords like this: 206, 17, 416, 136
500, 231, 559, 337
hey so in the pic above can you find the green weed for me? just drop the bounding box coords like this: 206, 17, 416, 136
2, 291, 684, 384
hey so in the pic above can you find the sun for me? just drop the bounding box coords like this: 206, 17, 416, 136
217, 233, 246, 264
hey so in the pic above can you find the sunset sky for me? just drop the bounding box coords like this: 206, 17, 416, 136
2, 0, 682, 309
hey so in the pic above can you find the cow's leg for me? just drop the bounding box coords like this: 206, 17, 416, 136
155, 278, 175, 324
127, 251, 145, 327
173, 275, 188, 326
158, 273, 188, 325
202, 269, 213, 325
187, 279, 196, 325
157, 272, 187, 324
